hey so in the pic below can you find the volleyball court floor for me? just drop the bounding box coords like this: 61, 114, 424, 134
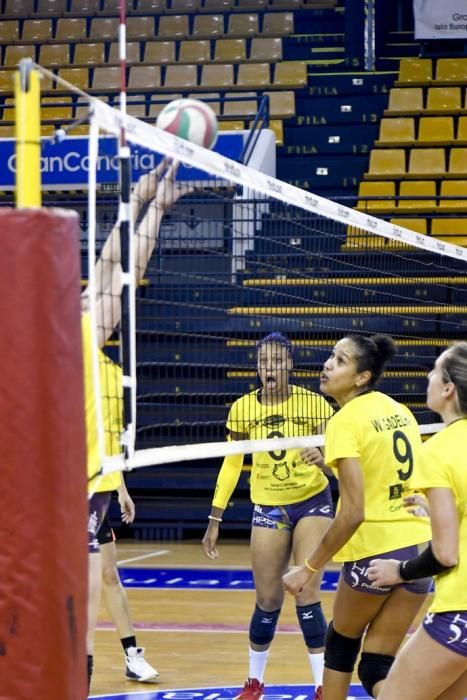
90, 541, 429, 700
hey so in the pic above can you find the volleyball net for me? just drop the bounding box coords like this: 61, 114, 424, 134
49, 85, 467, 478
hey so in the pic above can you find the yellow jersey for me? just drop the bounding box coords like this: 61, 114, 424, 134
324, 391, 431, 562
223, 385, 334, 506
82, 313, 123, 493
413, 418, 467, 613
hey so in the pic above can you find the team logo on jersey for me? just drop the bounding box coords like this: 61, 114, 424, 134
263, 414, 285, 427
388, 483, 403, 500
273, 463, 290, 481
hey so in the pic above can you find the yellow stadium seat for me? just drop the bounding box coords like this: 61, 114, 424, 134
218, 119, 245, 131
246, 119, 283, 144
129, 65, 162, 89
148, 93, 182, 117
237, 63, 271, 89
37, 0, 67, 14
163, 64, 197, 90
406, 149, 447, 180
385, 87, 423, 116
425, 87, 462, 114
109, 42, 140, 64
101, 0, 133, 10
126, 17, 155, 40
435, 58, 467, 85
416, 117, 454, 146
389, 218, 428, 235
0, 125, 15, 137
262, 12, 294, 36
238, 0, 267, 7
169, 0, 200, 10
270, 0, 301, 7
356, 181, 396, 213
68, 0, 99, 14
269, 119, 284, 145
398, 180, 437, 213
201, 63, 234, 89
58, 68, 89, 90
396, 58, 432, 85
431, 218, 467, 245
115, 94, 147, 118
41, 96, 73, 122
0, 21, 19, 43
250, 38, 283, 62
263, 90, 295, 118
179, 40, 211, 64
89, 18, 119, 41
408, 148, 446, 178
223, 91, 258, 117
143, 42, 175, 64
55, 17, 86, 41
274, 61, 307, 88
457, 117, 467, 145
93, 66, 121, 90
228, 14, 259, 37
375, 118, 415, 146
74, 43, 105, 66
135, 0, 166, 9
365, 149, 406, 179
214, 39, 246, 63
188, 92, 221, 115
202, 0, 233, 10
448, 148, 467, 178
158, 15, 189, 39
39, 44, 69, 67
22, 19, 52, 41
193, 14, 225, 38
4, 45, 36, 67
438, 180, 467, 213
4, 0, 33, 14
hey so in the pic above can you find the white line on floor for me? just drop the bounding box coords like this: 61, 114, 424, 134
117, 549, 170, 565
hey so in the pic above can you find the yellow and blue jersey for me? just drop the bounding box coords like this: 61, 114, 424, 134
324, 391, 431, 562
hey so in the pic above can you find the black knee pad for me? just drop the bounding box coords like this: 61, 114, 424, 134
249, 605, 281, 646
358, 651, 395, 697
324, 621, 362, 673
296, 602, 327, 649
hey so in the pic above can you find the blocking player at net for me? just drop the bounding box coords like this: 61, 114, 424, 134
83, 159, 190, 688
202, 333, 335, 700
367, 342, 467, 700
282, 334, 432, 700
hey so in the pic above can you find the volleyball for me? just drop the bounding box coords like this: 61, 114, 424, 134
156, 98, 218, 150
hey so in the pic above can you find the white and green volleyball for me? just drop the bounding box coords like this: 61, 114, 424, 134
156, 98, 218, 149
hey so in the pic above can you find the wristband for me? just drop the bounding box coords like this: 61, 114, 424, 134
304, 558, 318, 573
208, 515, 222, 523
399, 543, 455, 581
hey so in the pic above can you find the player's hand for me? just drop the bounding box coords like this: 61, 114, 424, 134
119, 492, 136, 524
404, 494, 430, 517
367, 558, 402, 587
154, 158, 193, 211
282, 564, 313, 596
300, 447, 324, 468
202, 522, 220, 559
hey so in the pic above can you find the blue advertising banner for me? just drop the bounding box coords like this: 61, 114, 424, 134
0, 133, 244, 190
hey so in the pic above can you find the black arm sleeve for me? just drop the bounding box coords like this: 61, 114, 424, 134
399, 543, 456, 581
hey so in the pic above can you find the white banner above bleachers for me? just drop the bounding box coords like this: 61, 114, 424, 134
413, 0, 467, 39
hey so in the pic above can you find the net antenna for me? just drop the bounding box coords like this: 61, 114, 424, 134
117, 0, 137, 464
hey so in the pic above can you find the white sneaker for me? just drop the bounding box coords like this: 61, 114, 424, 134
125, 646, 159, 682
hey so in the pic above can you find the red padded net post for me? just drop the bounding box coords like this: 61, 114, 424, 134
0, 209, 88, 700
